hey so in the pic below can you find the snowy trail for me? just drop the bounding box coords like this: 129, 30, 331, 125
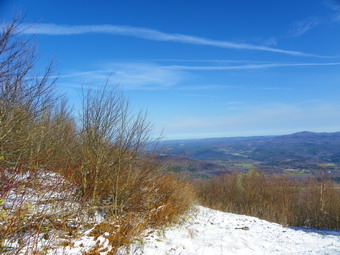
121, 206, 340, 255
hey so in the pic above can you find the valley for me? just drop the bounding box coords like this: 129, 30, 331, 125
159, 131, 340, 181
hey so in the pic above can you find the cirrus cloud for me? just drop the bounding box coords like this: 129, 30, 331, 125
289, 17, 320, 37
19, 23, 321, 57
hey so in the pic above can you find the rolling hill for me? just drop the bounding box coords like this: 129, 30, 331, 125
159, 131, 340, 180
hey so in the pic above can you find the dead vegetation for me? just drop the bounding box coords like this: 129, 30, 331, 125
0, 18, 196, 254
195, 170, 340, 229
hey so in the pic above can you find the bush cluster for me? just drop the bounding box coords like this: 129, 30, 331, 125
195, 170, 340, 229
0, 20, 195, 254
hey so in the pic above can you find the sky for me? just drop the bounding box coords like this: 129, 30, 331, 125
1, 0, 340, 139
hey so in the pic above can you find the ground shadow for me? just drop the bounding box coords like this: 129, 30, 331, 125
289, 226, 340, 236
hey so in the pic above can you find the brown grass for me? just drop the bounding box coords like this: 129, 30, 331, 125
83, 173, 196, 254
195, 170, 340, 229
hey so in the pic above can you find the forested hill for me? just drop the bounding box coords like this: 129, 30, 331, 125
158, 132, 340, 180
161, 131, 340, 163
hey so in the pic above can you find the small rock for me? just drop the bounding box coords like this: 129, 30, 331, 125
235, 226, 250, 230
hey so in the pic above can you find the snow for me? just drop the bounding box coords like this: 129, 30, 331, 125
4, 183, 340, 255
119, 206, 340, 255
35, 205, 339, 254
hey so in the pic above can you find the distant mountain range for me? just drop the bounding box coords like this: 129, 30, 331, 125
158, 131, 340, 180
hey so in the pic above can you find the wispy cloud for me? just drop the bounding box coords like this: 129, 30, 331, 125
176, 84, 233, 91
254, 86, 293, 91
20, 23, 319, 57
326, 0, 340, 21
165, 62, 340, 71
289, 17, 320, 37
58, 62, 187, 90
149, 59, 270, 63
262, 37, 277, 47
183, 94, 220, 99
57, 61, 340, 91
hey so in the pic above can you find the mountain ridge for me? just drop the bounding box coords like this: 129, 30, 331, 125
159, 131, 340, 180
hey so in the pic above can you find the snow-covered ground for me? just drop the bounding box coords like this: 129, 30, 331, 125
6, 202, 340, 254
4, 171, 339, 254
119, 206, 340, 255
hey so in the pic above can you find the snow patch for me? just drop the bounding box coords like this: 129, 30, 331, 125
120, 206, 340, 255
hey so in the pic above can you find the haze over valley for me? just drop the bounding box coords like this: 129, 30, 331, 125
160, 131, 340, 181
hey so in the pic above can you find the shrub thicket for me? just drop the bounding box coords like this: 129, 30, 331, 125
195, 170, 340, 229
0, 19, 195, 254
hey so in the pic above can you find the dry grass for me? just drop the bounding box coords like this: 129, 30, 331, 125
195, 170, 340, 229
83, 174, 196, 254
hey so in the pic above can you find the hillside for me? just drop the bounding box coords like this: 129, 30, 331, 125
122, 206, 340, 255
160, 131, 340, 180
251, 131, 340, 162
46, 206, 340, 254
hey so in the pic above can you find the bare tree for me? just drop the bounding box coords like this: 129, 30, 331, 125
0, 18, 58, 169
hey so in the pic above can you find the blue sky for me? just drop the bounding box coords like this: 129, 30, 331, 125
2, 0, 340, 139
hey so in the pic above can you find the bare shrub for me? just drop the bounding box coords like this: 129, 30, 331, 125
62, 86, 197, 251
0, 18, 65, 253
195, 170, 340, 229
71, 86, 154, 210
290, 178, 340, 229
1, 18, 196, 254
0, 18, 57, 170
86, 173, 196, 254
